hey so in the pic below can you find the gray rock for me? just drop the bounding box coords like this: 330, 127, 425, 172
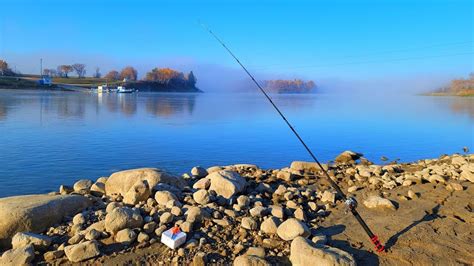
64, 241, 100, 263
11, 232, 52, 250
155, 191, 179, 206
193, 189, 210, 205
191, 166, 208, 178
363, 195, 396, 210
270, 205, 285, 219
123, 179, 151, 205
68, 234, 84, 245
245, 247, 266, 258
193, 252, 207, 266
90, 177, 107, 196
106, 202, 122, 213
43, 250, 64, 262
241, 217, 258, 230
335, 150, 362, 163
249, 206, 266, 217
290, 236, 355, 266
105, 168, 185, 196
186, 206, 203, 223
143, 222, 157, 234
73, 179, 93, 194
193, 178, 211, 190
0, 244, 35, 266
159, 212, 174, 224
321, 191, 336, 204
115, 228, 137, 244
59, 185, 73, 195
104, 207, 143, 234
208, 170, 248, 199
233, 254, 270, 266
460, 169, 474, 183
180, 221, 193, 233
237, 195, 250, 207
260, 217, 280, 235
0, 194, 91, 248
277, 218, 310, 241
290, 161, 324, 173
85, 228, 100, 240
137, 232, 150, 243
72, 212, 86, 225
428, 174, 446, 184
294, 208, 306, 221
277, 171, 293, 181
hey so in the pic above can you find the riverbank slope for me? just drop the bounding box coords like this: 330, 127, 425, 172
0, 152, 472, 265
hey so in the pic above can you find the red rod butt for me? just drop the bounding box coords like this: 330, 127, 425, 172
370, 235, 385, 253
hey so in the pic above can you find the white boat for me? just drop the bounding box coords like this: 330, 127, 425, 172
117, 86, 136, 93
91, 84, 110, 93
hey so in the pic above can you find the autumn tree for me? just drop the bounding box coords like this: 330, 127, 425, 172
145, 68, 182, 83
104, 70, 120, 81
72, 63, 86, 78
120, 66, 137, 81
93, 67, 101, 78
59, 65, 73, 78
0, 60, 10, 76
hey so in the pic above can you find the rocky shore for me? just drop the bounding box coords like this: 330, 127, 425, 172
0, 151, 472, 265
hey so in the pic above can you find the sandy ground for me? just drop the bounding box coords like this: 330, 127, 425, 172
44, 180, 473, 266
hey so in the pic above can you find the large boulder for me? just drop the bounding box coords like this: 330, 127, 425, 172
335, 151, 363, 164
290, 237, 356, 266
64, 241, 100, 262
276, 218, 310, 241
0, 194, 91, 249
0, 244, 35, 265
208, 170, 247, 199
104, 207, 143, 234
105, 168, 185, 196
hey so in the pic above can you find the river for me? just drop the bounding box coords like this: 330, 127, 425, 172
0, 89, 472, 196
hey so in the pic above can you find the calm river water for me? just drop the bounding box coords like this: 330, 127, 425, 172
0, 89, 472, 197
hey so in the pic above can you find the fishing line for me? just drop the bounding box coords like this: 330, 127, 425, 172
200, 22, 386, 253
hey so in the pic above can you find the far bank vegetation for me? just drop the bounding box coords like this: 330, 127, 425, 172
434, 73, 474, 96
262, 79, 316, 94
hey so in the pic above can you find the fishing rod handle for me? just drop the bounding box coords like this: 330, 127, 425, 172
371, 235, 385, 253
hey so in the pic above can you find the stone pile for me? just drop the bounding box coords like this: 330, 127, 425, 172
0, 152, 472, 265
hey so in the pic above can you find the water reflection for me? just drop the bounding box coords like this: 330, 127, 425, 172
449, 98, 474, 119
0, 89, 472, 197
145, 94, 196, 117
0, 90, 473, 121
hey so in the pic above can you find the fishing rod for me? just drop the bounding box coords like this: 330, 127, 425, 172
201, 23, 385, 253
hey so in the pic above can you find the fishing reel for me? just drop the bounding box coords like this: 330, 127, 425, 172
344, 197, 358, 213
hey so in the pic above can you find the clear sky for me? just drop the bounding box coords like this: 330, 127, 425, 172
0, 0, 472, 90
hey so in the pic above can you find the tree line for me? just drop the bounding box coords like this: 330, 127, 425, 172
448, 73, 474, 92
263, 79, 316, 93
1, 58, 197, 87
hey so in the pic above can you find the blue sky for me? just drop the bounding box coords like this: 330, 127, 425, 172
0, 0, 472, 90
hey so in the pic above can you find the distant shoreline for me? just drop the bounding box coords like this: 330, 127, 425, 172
422, 92, 474, 97
0, 76, 202, 93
